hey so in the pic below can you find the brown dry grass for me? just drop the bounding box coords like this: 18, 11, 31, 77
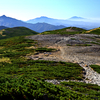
0, 29, 6, 36
86, 27, 100, 33
0, 57, 11, 63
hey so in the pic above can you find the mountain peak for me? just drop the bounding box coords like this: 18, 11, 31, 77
70, 16, 84, 19
1, 15, 7, 18
40, 16, 48, 18
38, 16, 49, 19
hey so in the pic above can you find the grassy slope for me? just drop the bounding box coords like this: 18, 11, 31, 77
0, 35, 100, 99
0, 27, 38, 39
41, 27, 100, 47
41, 26, 100, 35
41, 27, 86, 35
90, 65, 100, 74
85, 27, 100, 35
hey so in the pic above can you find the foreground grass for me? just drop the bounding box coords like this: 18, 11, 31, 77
0, 76, 100, 100
0, 76, 97, 100
61, 81, 100, 99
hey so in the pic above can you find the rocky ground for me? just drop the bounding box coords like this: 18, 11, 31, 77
26, 34, 100, 86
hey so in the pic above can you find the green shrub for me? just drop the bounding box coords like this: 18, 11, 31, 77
90, 65, 100, 73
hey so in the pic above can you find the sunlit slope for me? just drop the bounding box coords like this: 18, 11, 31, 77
85, 27, 100, 35
41, 27, 86, 35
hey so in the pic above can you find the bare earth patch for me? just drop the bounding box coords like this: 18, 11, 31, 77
26, 34, 100, 85
26, 34, 100, 65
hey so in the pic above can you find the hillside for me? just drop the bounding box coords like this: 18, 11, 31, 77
85, 27, 100, 35
0, 27, 38, 39
41, 27, 86, 35
0, 26, 8, 30
1, 27, 100, 99
0, 35, 100, 99
30, 23, 66, 32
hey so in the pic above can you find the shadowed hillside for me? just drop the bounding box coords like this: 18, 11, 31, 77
0, 26, 8, 30
0, 27, 38, 39
0, 15, 66, 32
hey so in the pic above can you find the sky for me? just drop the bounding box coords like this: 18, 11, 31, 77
0, 0, 100, 21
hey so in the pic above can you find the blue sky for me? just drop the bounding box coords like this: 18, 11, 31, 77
0, 0, 100, 21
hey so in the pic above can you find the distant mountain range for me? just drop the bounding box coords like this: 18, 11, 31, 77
0, 15, 100, 32
69, 16, 85, 19
0, 15, 66, 33
26, 16, 100, 30
69, 16, 86, 21
27, 16, 85, 24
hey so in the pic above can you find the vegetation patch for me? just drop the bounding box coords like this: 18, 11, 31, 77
41, 27, 86, 35
67, 44, 92, 46
0, 57, 11, 63
0, 46, 4, 49
75, 44, 92, 46
0, 76, 100, 100
90, 41, 100, 45
0, 59, 84, 80
0, 36, 83, 80
0, 27, 38, 39
61, 81, 100, 99
0, 29, 6, 36
25, 46, 36, 49
85, 27, 100, 35
0, 76, 94, 100
90, 65, 100, 74
71, 38, 76, 40
35, 47, 56, 52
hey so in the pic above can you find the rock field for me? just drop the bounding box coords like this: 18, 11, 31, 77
26, 34, 100, 85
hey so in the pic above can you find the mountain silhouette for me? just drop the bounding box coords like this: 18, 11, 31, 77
26, 16, 61, 25
26, 16, 100, 30
0, 15, 66, 32
0, 26, 8, 30
69, 16, 85, 19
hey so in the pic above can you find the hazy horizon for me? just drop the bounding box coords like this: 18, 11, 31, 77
0, 0, 100, 21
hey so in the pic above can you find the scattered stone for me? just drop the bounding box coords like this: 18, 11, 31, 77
84, 65, 88, 67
